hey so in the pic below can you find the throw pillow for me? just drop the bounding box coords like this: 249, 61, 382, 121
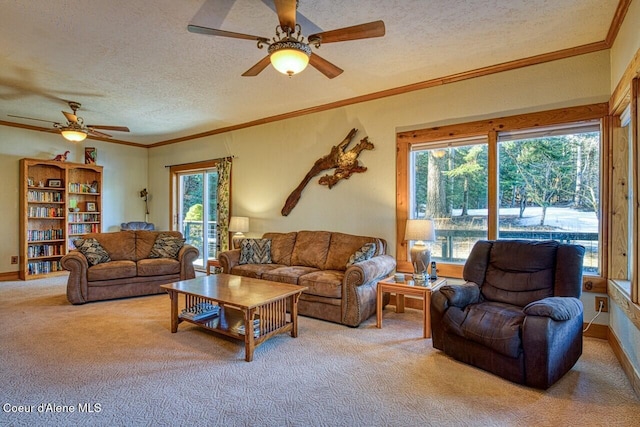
73, 238, 111, 266
149, 233, 185, 259
239, 239, 272, 265
346, 242, 376, 267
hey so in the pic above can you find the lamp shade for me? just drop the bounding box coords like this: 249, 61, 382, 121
61, 129, 87, 142
228, 216, 249, 233
268, 40, 311, 76
404, 219, 436, 242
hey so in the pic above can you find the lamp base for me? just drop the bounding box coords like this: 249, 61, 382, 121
410, 242, 431, 284
232, 233, 245, 249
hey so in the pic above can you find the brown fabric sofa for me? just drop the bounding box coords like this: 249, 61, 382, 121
61, 230, 199, 304
218, 230, 397, 327
431, 239, 585, 389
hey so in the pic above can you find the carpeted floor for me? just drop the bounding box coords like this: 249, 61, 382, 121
1, 275, 638, 427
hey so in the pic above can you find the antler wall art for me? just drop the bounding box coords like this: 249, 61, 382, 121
281, 128, 374, 216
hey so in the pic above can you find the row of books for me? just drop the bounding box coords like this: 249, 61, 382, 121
27, 228, 64, 242
28, 207, 65, 218
68, 213, 100, 222
180, 302, 220, 321
27, 244, 64, 258
68, 224, 100, 234
27, 260, 62, 275
27, 190, 63, 203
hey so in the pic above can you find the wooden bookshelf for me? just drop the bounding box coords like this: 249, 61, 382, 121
19, 158, 103, 280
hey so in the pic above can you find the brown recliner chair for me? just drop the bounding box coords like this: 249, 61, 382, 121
431, 240, 585, 389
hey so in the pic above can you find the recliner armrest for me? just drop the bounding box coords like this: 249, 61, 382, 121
439, 282, 481, 308
523, 297, 583, 321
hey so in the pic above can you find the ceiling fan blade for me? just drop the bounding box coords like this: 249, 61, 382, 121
187, 24, 268, 42
309, 53, 343, 79
87, 125, 130, 132
273, 0, 297, 30
62, 111, 79, 123
87, 129, 112, 138
7, 114, 57, 125
242, 56, 272, 77
308, 20, 385, 44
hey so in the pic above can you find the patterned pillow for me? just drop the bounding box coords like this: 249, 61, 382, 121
149, 233, 185, 259
346, 242, 376, 267
73, 238, 111, 266
239, 239, 272, 265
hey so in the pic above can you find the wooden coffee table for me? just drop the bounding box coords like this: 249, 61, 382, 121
161, 274, 307, 362
376, 275, 447, 338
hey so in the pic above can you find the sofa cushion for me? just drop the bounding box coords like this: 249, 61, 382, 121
446, 301, 525, 359
325, 233, 380, 270
137, 258, 181, 276
291, 231, 332, 269
299, 270, 344, 298
263, 232, 297, 265
82, 231, 136, 261
149, 233, 185, 259
346, 242, 376, 267
74, 238, 112, 266
230, 264, 284, 279
87, 260, 137, 282
239, 238, 272, 264
262, 266, 320, 285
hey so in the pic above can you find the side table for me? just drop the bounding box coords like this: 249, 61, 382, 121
376, 275, 447, 338
206, 259, 221, 275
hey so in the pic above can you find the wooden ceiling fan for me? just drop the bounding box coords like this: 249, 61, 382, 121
187, 0, 385, 79
8, 101, 130, 142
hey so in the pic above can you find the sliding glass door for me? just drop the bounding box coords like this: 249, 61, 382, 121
176, 169, 218, 270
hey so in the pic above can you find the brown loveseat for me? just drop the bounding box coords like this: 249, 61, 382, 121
218, 230, 396, 327
61, 230, 199, 304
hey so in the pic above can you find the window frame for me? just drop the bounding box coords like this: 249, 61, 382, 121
396, 103, 609, 292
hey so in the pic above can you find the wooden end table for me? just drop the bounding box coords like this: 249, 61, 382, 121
206, 259, 221, 275
376, 275, 447, 338
161, 274, 306, 362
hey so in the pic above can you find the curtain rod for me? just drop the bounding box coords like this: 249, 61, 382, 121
164, 156, 234, 168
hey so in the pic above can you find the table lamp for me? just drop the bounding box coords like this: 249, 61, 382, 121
229, 216, 249, 249
404, 219, 436, 282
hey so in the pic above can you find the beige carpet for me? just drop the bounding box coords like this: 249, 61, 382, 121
1, 275, 638, 427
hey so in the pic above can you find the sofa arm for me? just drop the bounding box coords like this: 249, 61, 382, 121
178, 244, 199, 280
344, 254, 397, 288
218, 249, 241, 273
438, 282, 481, 308
60, 250, 90, 304
342, 254, 397, 327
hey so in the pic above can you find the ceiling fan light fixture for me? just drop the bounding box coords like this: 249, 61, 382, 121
61, 128, 87, 142
268, 40, 311, 76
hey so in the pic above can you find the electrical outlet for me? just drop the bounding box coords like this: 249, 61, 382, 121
11, 256, 18, 264
595, 296, 609, 313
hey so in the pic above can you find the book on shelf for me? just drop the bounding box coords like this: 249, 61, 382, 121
230, 319, 261, 337
179, 302, 220, 321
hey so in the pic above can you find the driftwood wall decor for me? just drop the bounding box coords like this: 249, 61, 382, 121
281, 128, 374, 216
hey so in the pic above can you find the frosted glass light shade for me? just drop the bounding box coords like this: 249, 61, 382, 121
268, 41, 311, 76
61, 129, 87, 142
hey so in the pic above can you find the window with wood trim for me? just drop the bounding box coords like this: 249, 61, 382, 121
396, 103, 608, 290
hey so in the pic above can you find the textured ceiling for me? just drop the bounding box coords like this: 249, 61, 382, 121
0, 0, 620, 145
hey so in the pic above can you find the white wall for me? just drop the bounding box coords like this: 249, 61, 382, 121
0, 126, 148, 273
149, 50, 610, 252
